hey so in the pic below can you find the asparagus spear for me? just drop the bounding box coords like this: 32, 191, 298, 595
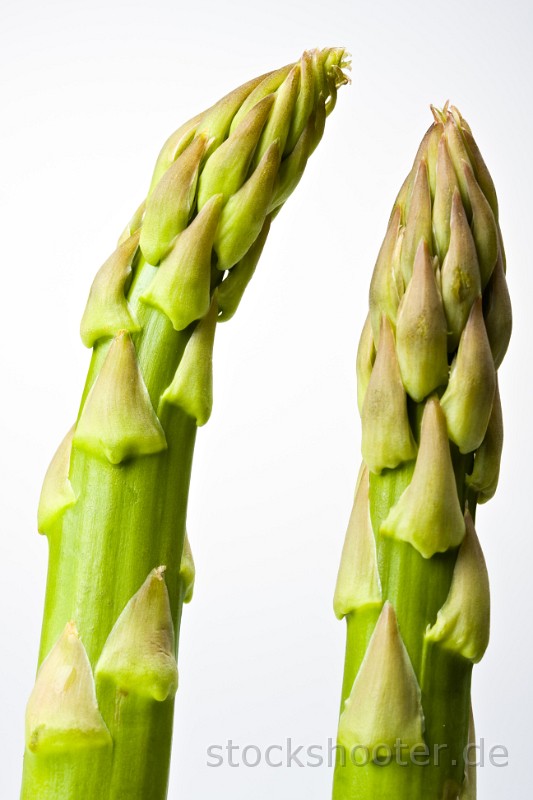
21, 48, 350, 800
333, 104, 511, 800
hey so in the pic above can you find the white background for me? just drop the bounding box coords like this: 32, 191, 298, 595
1, 0, 531, 797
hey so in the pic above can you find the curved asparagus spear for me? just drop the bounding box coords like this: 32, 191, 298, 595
21, 48, 350, 800
333, 104, 511, 800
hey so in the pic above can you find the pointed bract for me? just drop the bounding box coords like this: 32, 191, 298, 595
381, 396, 465, 558
180, 533, 196, 604
337, 603, 425, 750
426, 511, 490, 663
229, 65, 294, 133
369, 206, 403, 341
333, 465, 382, 618
253, 63, 300, 165
286, 49, 314, 153
361, 316, 416, 473
140, 194, 223, 331
140, 135, 207, 265
218, 218, 271, 321
433, 136, 460, 260
396, 240, 448, 401
462, 126, 499, 218
424, 121, 444, 198
463, 161, 498, 288
441, 298, 496, 454
214, 140, 280, 271
483, 252, 512, 369
400, 159, 433, 284
195, 71, 276, 150
117, 200, 146, 246
269, 115, 314, 211
148, 114, 202, 195
441, 190, 481, 350
356, 313, 375, 416
37, 426, 77, 534
25, 622, 110, 753
95, 567, 178, 702
466, 379, 503, 503
307, 97, 327, 156
80, 231, 141, 348
444, 112, 473, 218
74, 331, 167, 464
160, 295, 218, 426
197, 95, 274, 209
405, 120, 442, 208
394, 173, 412, 224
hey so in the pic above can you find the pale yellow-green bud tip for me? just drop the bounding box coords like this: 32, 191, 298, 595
95, 567, 179, 702
361, 315, 417, 474
466, 378, 503, 503
180, 533, 196, 604
160, 293, 218, 426
141, 193, 223, 332
80, 231, 141, 348
140, 134, 208, 266
74, 330, 167, 464
356, 313, 376, 416
37, 426, 77, 535
425, 510, 490, 662
369, 206, 403, 341
25, 622, 110, 754
337, 602, 425, 753
441, 189, 481, 351
381, 396, 465, 558
400, 158, 432, 285
333, 464, 382, 619
396, 239, 448, 402
441, 297, 496, 454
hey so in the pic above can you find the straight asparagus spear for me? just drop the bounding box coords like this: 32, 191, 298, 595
21, 48, 350, 800
333, 104, 511, 800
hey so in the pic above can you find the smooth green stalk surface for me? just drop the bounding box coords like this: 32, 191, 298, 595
333, 104, 511, 800
21, 49, 350, 800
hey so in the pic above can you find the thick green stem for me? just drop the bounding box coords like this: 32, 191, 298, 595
21, 49, 350, 800
333, 105, 510, 800
24, 254, 197, 799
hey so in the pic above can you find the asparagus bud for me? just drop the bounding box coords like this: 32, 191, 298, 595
441, 190, 481, 349
80, 232, 141, 347
425, 512, 490, 663
381, 396, 465, 558
400, 159, 433, 284
26, 622, 111, 754
337, 603, 425, 754
37, 427, 76, 534
22, 49, 350, 800
440, 298, 496, 454
355, 314, 375, 415
140, 194, 223, 331
160, 293, 218, 426
395, 240, 448, 402
334, 466, 382, 619
361, 315, 417, 473
333, 104, 510, 800
95, 567, 179, 702
73, 330, 168, 464
466, 379, 503, 502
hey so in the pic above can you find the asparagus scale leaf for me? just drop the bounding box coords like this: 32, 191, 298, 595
21, 48, 350, 800
333, 104, 511, 800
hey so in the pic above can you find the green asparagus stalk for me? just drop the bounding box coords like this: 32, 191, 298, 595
21, 48, 350, 800
333, 104, 511, 800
